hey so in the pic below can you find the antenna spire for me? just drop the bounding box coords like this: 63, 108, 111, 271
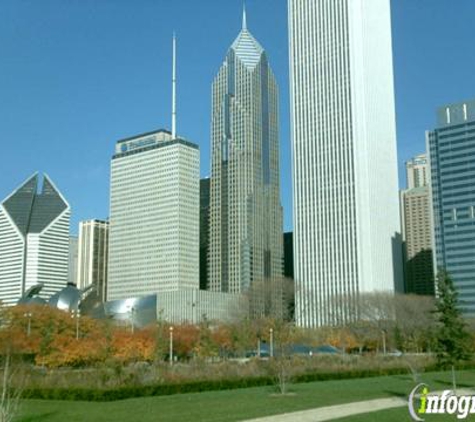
172, 33, 177, 139
242, 4, 247, 30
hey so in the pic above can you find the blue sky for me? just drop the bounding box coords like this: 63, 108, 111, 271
1, 0, 474, 234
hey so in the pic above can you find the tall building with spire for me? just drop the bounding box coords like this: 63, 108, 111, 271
0, 173, 70, 305
107, 129, 199, 300
289, 0, 401, 326
208, 9, 284, 316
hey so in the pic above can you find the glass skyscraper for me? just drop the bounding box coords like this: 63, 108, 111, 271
0, 173, 70, 305
428, 99, 475, 315
289, 0, 401, 327
209, 11, 283, 315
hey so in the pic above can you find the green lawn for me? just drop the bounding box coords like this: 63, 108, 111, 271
16, 370, 474, 422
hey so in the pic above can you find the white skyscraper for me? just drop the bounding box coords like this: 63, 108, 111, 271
0, 173, 70, 305
77, 219, 109, 301
107, 130, 199, 300
289, 0, 401, 326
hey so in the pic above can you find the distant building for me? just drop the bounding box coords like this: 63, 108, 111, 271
107, 129, 199, 300
283, 232, 294, 280
77, 219, 109, 302
208, 11, 284, 318
0, 173, 70, 305
428, 99, 475, 315
400, 156, 434, 295
156, 288, 247, 324
406, 154, 430, 189
200, 178, 210, 290
68, 236, 79, 286
289, 0, 401, 326
283, 232, 295, 321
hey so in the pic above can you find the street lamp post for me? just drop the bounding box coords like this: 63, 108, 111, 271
130, 306, 135, 335
169, 326, 174, 366
269, 328, 274, 358
71, 309, 81, 340
24, 312, 32, 337
382, 329, 387, 354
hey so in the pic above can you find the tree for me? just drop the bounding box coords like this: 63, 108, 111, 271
433, 270, 472, 389
394, 294, 435, 353
0, 304, 23, 422
0, 352, 22, 422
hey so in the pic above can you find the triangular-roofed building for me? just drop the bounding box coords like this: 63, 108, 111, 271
208, 9, 284, 317
0, 173, 70, 305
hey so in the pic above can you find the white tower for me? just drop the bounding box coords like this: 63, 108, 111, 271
289, 0, 401, 326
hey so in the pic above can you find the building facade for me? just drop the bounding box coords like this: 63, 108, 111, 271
289, 0, 401, 326
428, 99, 475, 315
107, 129, 199, 300
400, 189, 434, 295
406, 154, 430, 189
156, 288, 247, 324
77, 219, 109, 301
208, 12, 283, 316
200, 178, 210, 290
0, 173, 70, 305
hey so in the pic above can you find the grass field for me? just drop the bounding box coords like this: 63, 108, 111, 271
16, 370, 474, 422
333, 406, 466, 422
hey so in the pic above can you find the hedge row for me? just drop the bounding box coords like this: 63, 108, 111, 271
22, 363, 475, 402
22, 376, 275, 401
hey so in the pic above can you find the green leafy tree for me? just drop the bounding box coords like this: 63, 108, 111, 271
433, 270, 472, 371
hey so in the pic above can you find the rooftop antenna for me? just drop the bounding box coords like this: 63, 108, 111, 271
242, 4, 247, 30
172, 33, 177, 139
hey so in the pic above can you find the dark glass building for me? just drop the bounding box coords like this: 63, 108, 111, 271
428, 99, 475, 315
200, 178, 210, 290
283, 232, 294, 280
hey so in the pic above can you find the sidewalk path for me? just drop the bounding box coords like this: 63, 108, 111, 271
242, 389, 474, 422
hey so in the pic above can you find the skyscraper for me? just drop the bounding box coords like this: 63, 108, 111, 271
0, 173, 70, 305
428, 99, 475, 315
400, 154, 434, 295
77, 219, 109, 301
289, 0, 401, 326
208, 10, 283, 315
107, 129, 199, 300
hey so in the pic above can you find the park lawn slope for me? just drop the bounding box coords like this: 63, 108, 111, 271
16, 370, 474, 422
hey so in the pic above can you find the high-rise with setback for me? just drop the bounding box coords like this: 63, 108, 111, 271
0, 173, 70, 305
289, 0, 401, 326
209, 10, 283, 312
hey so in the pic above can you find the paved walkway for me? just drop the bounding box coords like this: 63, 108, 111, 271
242, 389, 474, 422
